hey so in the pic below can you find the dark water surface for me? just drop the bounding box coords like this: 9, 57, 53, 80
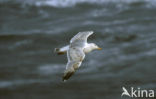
0, 0, 156, 99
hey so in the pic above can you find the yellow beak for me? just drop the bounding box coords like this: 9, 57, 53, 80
97, 47, 102, 50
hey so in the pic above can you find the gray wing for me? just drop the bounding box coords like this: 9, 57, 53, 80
66, 47, 85, 70
54, 45, 69, 55
63, 47, 85, 81
63, 60, 82, 81
63, 31, 93, 81
70, 31, 94, 47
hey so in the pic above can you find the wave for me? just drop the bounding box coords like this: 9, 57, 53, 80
0, 79, 48, 88
0, 0, 156, 8
37, 64, 65, 75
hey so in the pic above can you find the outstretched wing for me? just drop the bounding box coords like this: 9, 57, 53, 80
63, 47, 85, 81
54, 45, 69, 55
63, 60, 82, 81
70, 31, 94, 47
63, 31, 93, 81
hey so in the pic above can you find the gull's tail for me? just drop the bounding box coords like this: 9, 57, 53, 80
54, 45, 69, 55
62, 68, 75, 82
54, 48, 65, 55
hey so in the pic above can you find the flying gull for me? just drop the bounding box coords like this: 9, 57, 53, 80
54, 31, 102, 81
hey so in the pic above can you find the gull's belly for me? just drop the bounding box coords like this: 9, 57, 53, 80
68, 47, 84, 61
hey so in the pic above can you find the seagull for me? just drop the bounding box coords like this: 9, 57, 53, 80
55, 31, 102, 81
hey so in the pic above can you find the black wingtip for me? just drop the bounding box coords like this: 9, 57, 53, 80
62, 71, 75, 82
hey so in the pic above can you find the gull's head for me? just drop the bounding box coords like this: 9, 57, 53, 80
84, 43, 102, 53
89, 43, 102, 50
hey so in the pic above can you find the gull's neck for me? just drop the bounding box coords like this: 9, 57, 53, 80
84, 43, 93, 53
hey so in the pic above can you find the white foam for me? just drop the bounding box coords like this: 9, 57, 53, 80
38, 64, 64, 75
2, 0, 156, 8
17, 0, 156, 8
0, 79, 45, 88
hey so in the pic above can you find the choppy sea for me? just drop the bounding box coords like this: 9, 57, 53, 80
0, 0, 156, 99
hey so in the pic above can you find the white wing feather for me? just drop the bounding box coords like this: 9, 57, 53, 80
70, 31, 94, 44
63, 31, 94, 81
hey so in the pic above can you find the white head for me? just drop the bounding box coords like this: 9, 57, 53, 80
84, 43, 102, 53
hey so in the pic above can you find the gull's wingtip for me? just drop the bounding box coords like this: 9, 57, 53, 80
86, 30, 94, 34
79, 30, 94, 34
88, 31, 94, 35
63, 80, 67, 82
62, 71, 75, 82
90, 30, 94, 33
54, 48, 65, 55
87, 30, 94, 35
